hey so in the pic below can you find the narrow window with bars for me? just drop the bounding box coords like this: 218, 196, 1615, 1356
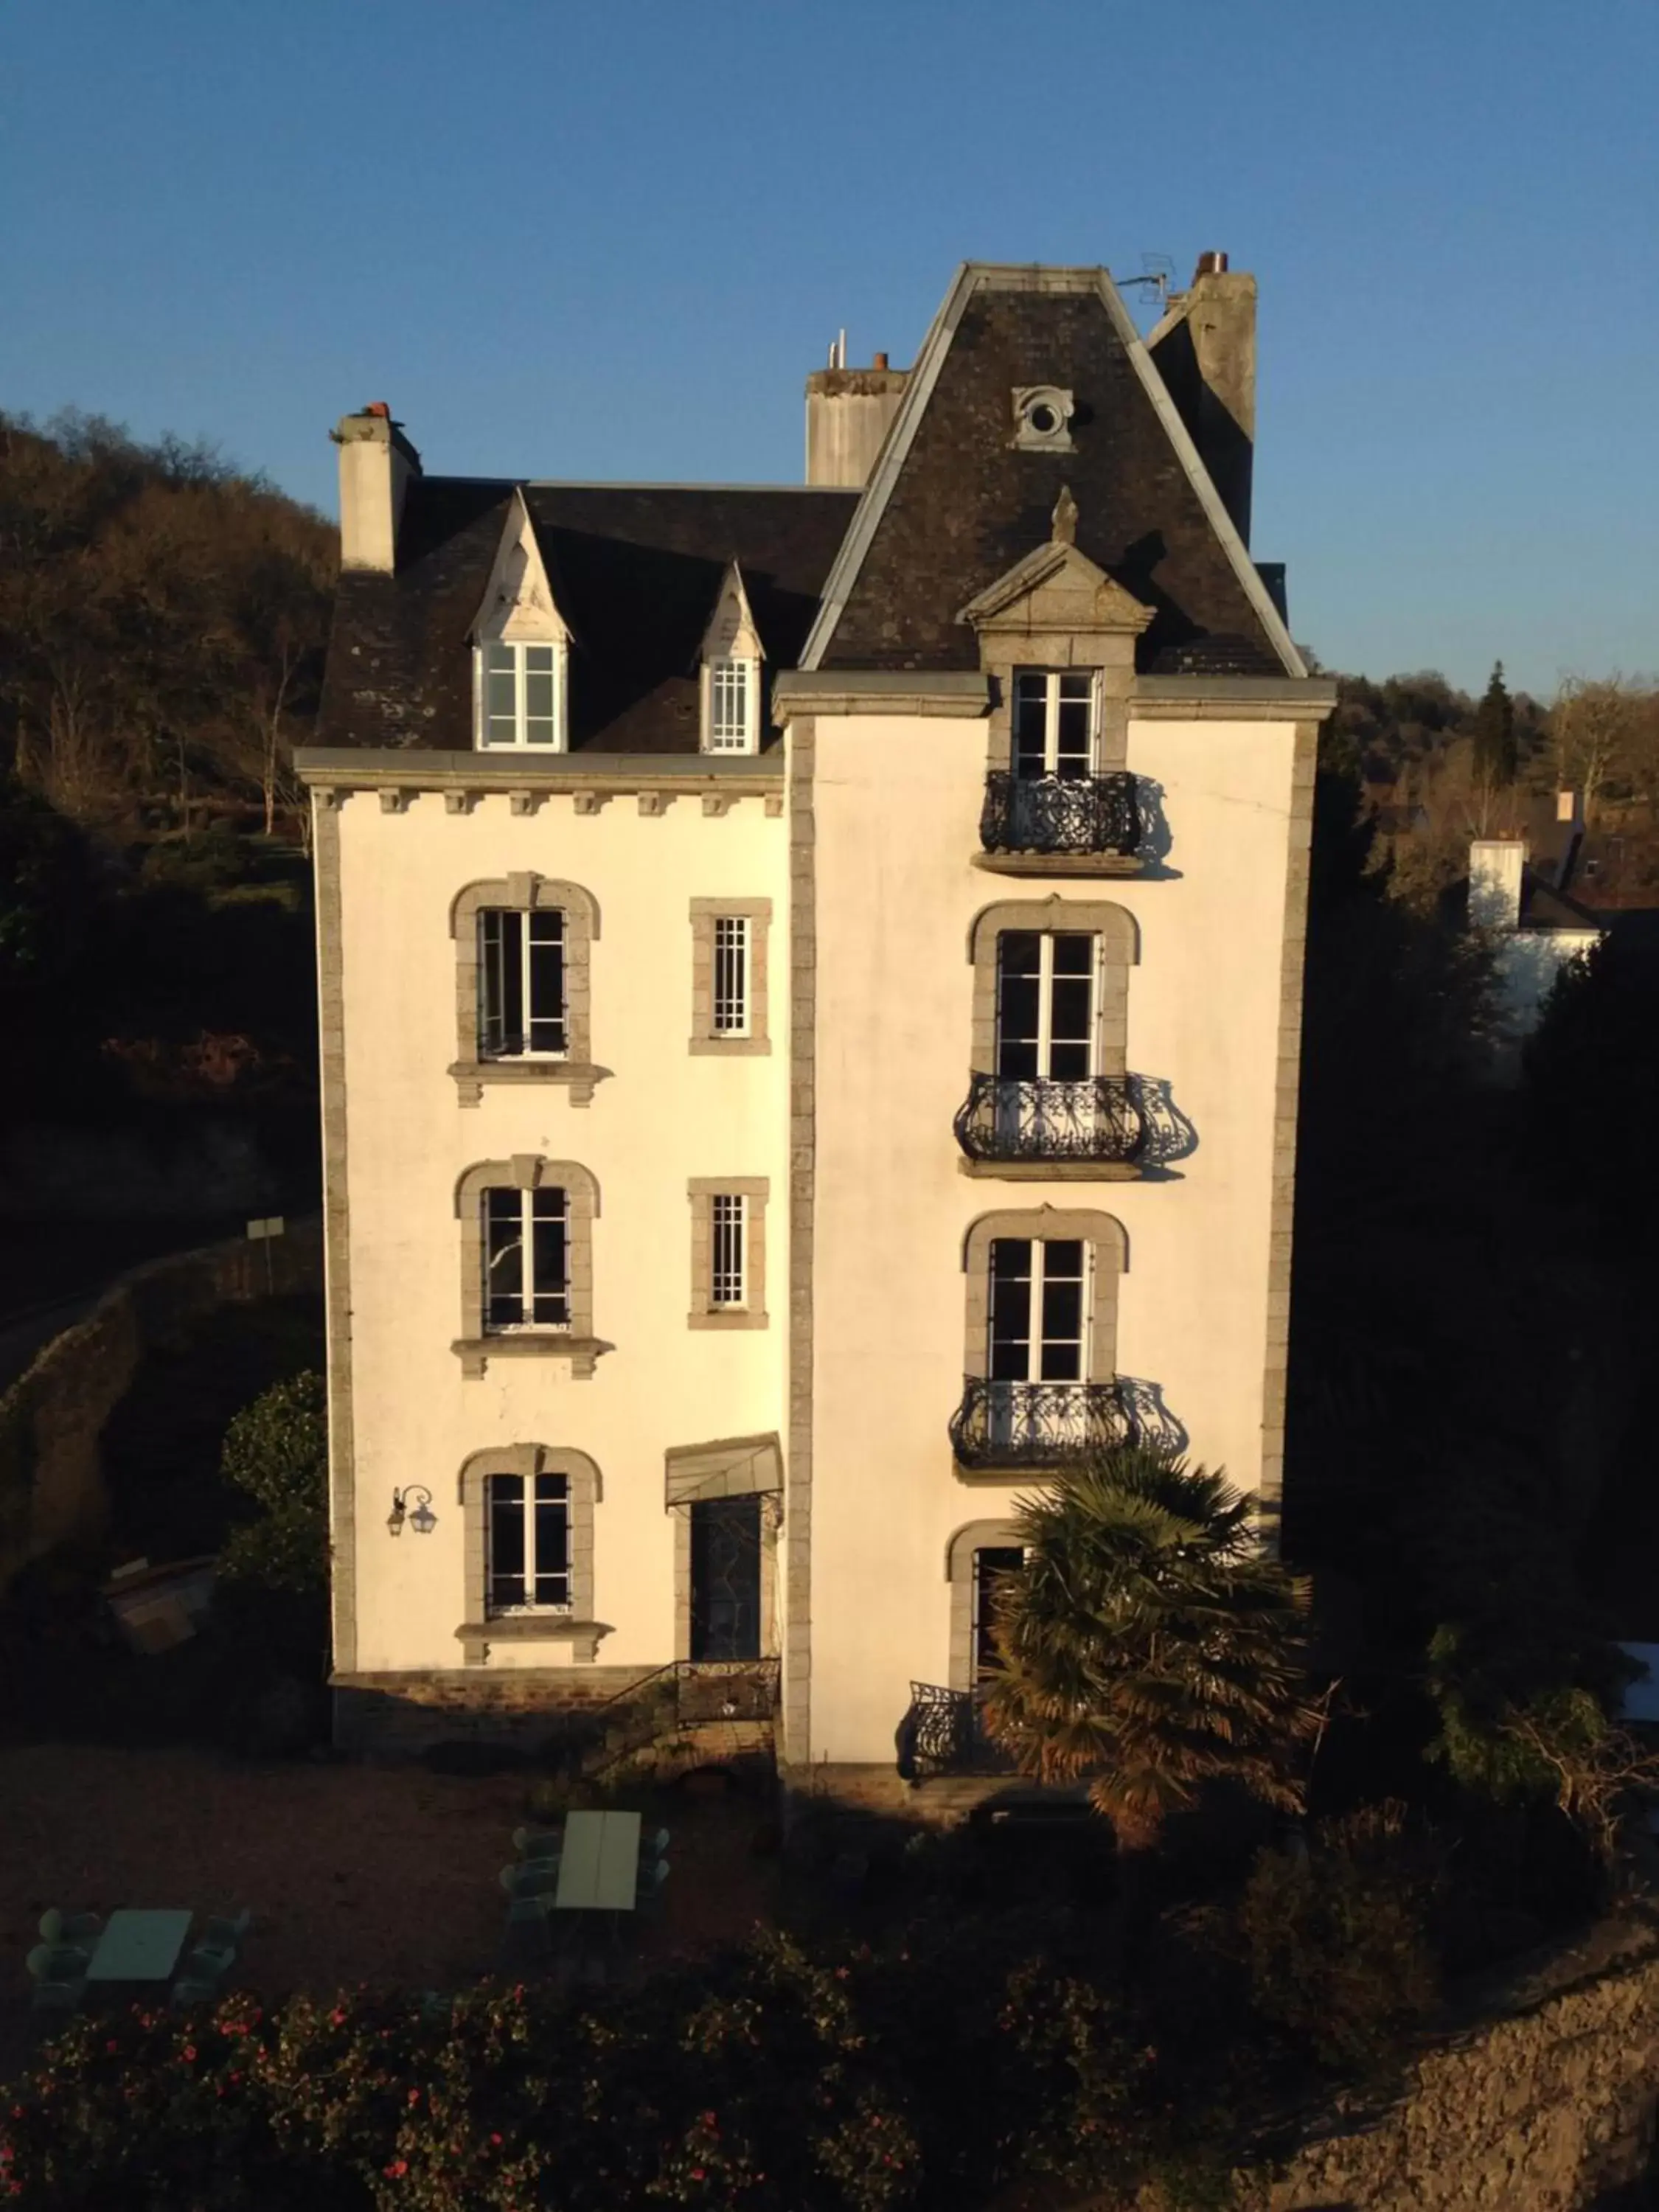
487, 1471, 571, 1612
712, 917, 750, 1035
478, 908, 567, 1058
710, 1194, 747, 1307
483, 1186, 569, 1330
706, 657, 756, 753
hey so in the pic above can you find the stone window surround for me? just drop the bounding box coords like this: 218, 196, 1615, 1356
689, 897, 772, 1055
960, 1206, 1127, 1385
452, 1157, 602, 1379
945, 1518, 1023, 1691
449, 874, 602, 1105
456, 1444, 603, 1665
687, 1177, 770, 1330
664, 1433, 783, 1664
966, 895, 1139, 1081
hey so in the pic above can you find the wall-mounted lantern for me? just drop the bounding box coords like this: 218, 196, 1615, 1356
387, 1485, 437, 1538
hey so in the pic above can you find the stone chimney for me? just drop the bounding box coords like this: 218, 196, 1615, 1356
332, 403, 422, 573
1470, 839, 1527, 933
1147, 251, 1256, 543
805, 351, 908, 488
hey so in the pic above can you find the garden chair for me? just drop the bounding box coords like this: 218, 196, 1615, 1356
30, 1975, 84, 2018
189, 1911, 253, 1976
172, 1975, 223, 2009
178, 1946, 232, 1989
512, 1826, 563, 1859
635, 1860, 671, 1915
648, 1826, 670, 1857
26, 1943, 93, 1983
38, 1910, 101, 1950
499, 1862, 560, 1899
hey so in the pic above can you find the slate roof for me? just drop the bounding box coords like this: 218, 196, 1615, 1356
807, 268, 1299, 679
317, 481, 858, 753
316, 264, 1304, 752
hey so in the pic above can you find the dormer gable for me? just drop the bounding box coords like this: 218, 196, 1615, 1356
699, 562, 764, 754
472, 490, 569, 751
470, 489, 571, 646
957, 491, 1154, 672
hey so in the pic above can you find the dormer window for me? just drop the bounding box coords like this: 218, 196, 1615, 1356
699, 562, 764, 757
479, 641, 566, 750
470, 487, 571, 753
705, 656, 759, 754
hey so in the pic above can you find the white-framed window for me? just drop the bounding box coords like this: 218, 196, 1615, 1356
1012, 668, 1097, 782
703, 656, 759, 754
487, 1470, 571, 1613
710, 1194, 748, 1307
484, 1186, 569, 1331
990, 1237, 1090, 1387
995, 930, 1097, 1082
479, 908, 567, 1059
476, 641, 566, 751
712, 916, 751, 1036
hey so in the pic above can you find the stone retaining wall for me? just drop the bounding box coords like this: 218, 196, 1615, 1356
0, 1215, 323, 1590
1254, 1913, 1659, 2211
331, 1667, 666, 1754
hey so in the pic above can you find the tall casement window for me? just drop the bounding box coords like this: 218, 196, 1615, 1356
995, 931, 1095, 1081
477, 640, 567, 751
945, 1520, 1028, 1690
479, 908, 566, 1059
458, 1446, 603, 1661
453, 1161, 601, 1377
488, 1469, 571, 1613
688, 1177, 769, 1329
450, 877, 599, 1104
954, 1209, 1127, 1469
705, 658, 759, 754
972, 1545, 1024, 1677
990, 1236, 1088, 1392
484, 1186, 568, 1329
1012, 669, 1097, 781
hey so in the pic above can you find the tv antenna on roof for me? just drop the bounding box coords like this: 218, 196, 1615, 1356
1116, 253, 1178, 312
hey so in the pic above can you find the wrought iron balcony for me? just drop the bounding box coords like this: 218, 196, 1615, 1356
896, 1682, 1017, 1782
949, 1377, 1133, 1470
980, 771, 1140, 857
953, 1074, 1146, 1166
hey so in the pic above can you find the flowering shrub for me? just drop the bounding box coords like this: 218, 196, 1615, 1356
0, 1929, 1215, 2210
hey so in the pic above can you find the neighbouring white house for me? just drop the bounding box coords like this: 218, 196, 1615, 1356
1470, 790, 1603, 1075
297, 254, 1335, 1811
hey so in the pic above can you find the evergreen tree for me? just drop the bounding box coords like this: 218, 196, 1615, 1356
1472, 660, 1517, 787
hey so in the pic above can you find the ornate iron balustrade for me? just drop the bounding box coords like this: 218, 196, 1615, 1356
896, 1682, 1016, 1781
949, 1377, 1133, 1470
980, 771, 1140, 856
953, 1074, 1147, 1164
675, 1658, 781, 1725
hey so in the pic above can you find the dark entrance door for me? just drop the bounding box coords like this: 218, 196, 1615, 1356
689, 1495, 762, 1661
972, 1546, 1024, 1677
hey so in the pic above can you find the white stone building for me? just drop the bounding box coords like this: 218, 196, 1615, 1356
299, 257, 1335, 1801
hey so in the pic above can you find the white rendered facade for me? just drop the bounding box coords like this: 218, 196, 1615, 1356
306, 262, 1334, 1784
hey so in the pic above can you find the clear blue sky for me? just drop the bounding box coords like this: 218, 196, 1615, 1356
2, 0, 1654, 695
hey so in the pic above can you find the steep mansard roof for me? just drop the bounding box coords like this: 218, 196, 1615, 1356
316, 264, 1299, 753
317, 481, 858, 754
807, 266, 1298, 679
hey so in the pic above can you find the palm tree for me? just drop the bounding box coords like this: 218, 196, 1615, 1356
981, 1445, 1318, 1853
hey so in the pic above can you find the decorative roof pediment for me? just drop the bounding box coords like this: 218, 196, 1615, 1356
956, 524, 1155, 639
698, 560, 765, 664
470, 488, 571, 646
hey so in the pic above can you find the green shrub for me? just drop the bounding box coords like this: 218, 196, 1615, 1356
1234, 1803, 1441, 2072
218, 1370, 327, 1595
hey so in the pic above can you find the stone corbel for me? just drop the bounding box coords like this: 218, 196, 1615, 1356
764, 795, 785, 818
378, 788, 410, 815
572, 791, 608, 816
509, 791, 544, 818
444, 790, 481, 815
638, 791, 674, 818
702, 793, 735, 818
313, 786, 343, 810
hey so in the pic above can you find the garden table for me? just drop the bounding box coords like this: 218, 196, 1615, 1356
84, 1910, 194, 1983
554, 1812, 640, 1911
